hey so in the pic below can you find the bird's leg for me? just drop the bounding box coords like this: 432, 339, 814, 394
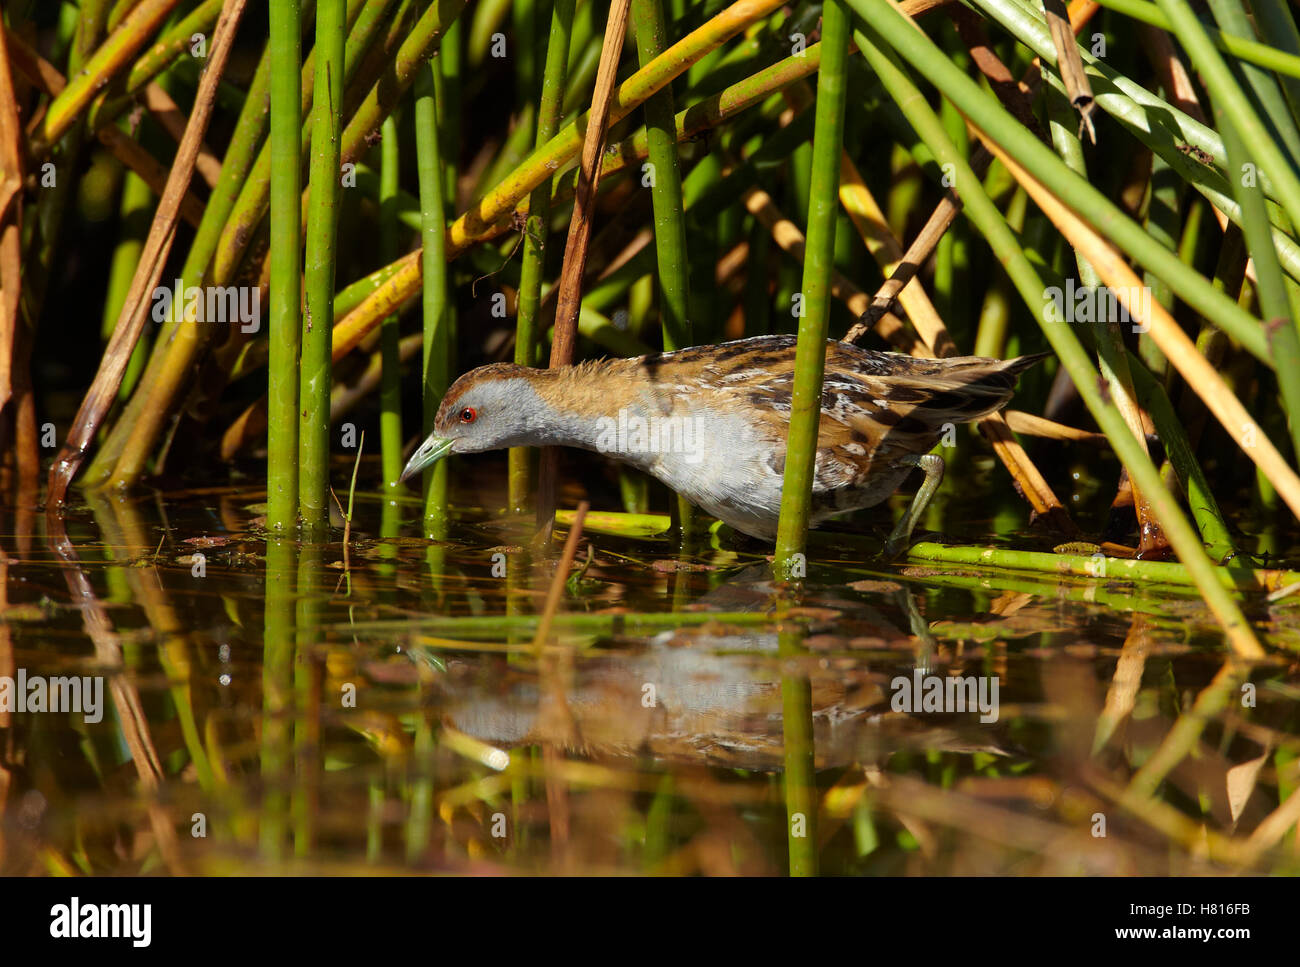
883, 453, 945, 560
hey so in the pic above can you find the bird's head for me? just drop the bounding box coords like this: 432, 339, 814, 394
397, 364, 543, 484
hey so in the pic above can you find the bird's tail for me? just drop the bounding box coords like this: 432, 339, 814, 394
874, 351, 1048, 428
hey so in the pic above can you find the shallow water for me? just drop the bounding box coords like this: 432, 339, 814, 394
2, 473, 1298, 875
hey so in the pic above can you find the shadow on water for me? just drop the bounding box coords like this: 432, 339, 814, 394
1, 482, 1299, 875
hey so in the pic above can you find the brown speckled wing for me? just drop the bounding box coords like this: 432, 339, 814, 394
673, 336, 1041, 481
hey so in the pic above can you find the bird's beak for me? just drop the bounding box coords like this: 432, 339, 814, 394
397, 435, 454, 485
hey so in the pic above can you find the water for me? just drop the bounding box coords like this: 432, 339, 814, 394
1, 478, 1297, 875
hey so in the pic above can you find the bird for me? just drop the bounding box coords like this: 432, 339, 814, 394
398, 334, 1046, 556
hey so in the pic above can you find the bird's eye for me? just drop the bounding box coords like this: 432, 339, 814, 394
459, 407, 477, 423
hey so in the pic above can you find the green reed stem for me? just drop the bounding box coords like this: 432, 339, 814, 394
1201, 0, 1300, 456
1207, 0, 1300, 168
293, 542, 322, 855
414, 62, 451, 533
1128, 361, 1235, 560
1214, 95, 1300, 459
432, 18, 459, 424
904, 541, 1300, 592
127, 0, 223, 84
438, 16, 462, 205
1249, 0, 1300, 130
849, 2, 1264, 659
773, 0, 849, 580
780, 628, 818, 876
1045, 84, 1150, 538
212, 0, 393, 287
1139, 152, 1178, 380
300, 0, 347, 533
268, 0, 304, 533
261, 537, 297, 859
340, 609, 783, 636
1090, 0, 1300, 80
100, 169, 153, 401
405, 700, 435, 861
511, 0, 576, 513
379, 115, 404, 495
633, 0, 694, 539
632, 0, 691, 352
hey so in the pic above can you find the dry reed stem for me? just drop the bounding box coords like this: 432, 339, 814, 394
1003, 409, 1106, 443
1241, 786, 1300, 865
2, 27, 65, 97
140, 81, 223, 188
0, 29, 23, 411
95, 125, 208, 226
539, 0, 633, 533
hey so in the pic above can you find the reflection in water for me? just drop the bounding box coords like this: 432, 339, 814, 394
0, 489, 1296, 875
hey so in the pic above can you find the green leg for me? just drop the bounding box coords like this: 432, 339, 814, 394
883, 453, 945, 559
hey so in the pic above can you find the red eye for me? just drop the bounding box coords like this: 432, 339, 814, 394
459, 407, 477, 423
